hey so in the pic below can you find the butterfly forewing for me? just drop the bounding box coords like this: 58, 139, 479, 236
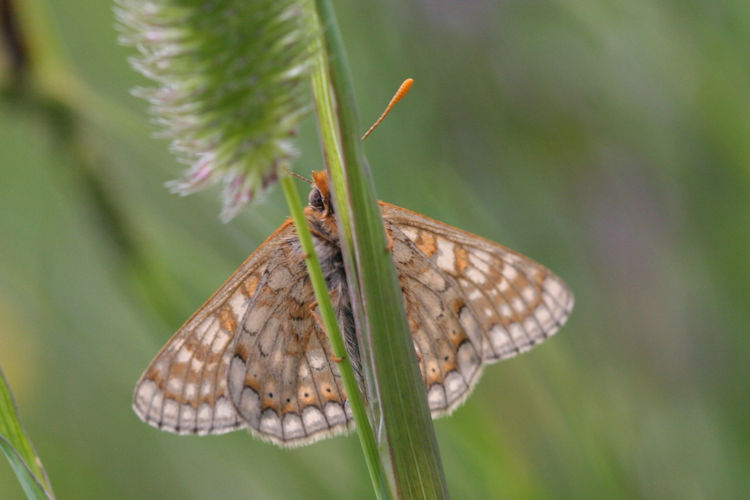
394, 247, 485, 414
132, 223, 295, 435
134, 219, 355, 446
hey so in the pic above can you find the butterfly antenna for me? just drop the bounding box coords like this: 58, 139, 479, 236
285, 169, 313, 185
361, 78, 414, 141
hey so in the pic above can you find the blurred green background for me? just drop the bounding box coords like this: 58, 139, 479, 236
2, 0, 749, 498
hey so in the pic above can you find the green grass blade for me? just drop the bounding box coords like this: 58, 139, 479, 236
0, 367, 55, 500
280, 174, 387, 500
311, 1, 449, 497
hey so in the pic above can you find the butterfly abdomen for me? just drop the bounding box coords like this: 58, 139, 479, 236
308, 225, 363, 387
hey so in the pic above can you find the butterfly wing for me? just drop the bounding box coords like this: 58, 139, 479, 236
382, 202, 574, 416
133, 222, 295, 435
226, 244, 353, 447
135, 197, 572, 440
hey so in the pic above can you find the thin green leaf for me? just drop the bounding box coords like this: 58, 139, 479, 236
280, 174, 387, 500
0, 367, 55, 500
311, 1, 449, 498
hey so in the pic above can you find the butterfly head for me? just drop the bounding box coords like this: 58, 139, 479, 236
309, 171, 334, 218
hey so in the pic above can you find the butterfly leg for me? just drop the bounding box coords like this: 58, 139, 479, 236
308, 301, 345, 363
309, 226, 336, 244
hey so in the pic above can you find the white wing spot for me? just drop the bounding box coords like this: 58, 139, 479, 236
212, 330, 232, 354
489, 323, 512, 353
148, 393, 163, 421
162, 399, 179, 428
184, 382, 197, 400
544, 278, 566, 303
436, 238, 455, 271
215, 396, 236, 425
324, 402, 346, 425
468, 253, 490, 273
175, 346, 192, 364
499, 303, 514, 318
229, 292, 247, 316
472, 249, 492, 262
240, 388, 260, 427
465, 267, 486, 284
260, 410, 283, 438
283, 414, 305, 440
153, 360, 169, 377
135, 380, 156, 409
458, 306, 482, 347
229, 356, 245, 391
509, 323, 525, 341
200, 379, 212, 398
547, 291, 573, 324
194, 316, 214, 338
400, 226, 418, 241
201, 324, 218, 350
504, 253, 522, 266
179, 404, 196, 432
428, 384, 447, 410
308, 349, 326, 371
189, 355, 203, 373
535, 306, 554, 331
167, 375, 183, 394
444, 372, 468, 405
523, 317, 542, 342
457, 342, 479, 380
302, 406, 327, 433
196, 403, 212, 432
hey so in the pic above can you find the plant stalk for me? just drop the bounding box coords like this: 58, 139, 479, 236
280, 174, 387, 499
310, 1, 450, 498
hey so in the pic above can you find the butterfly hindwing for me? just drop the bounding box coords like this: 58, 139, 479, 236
226, 231, 353, 447
389, 225, 485, 415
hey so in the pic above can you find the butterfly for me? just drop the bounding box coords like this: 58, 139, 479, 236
133, 170, 574, 446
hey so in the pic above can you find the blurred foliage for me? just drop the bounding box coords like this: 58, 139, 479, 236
1, 0, 748, 498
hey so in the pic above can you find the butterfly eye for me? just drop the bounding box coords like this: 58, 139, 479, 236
308, 187, 325, 212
